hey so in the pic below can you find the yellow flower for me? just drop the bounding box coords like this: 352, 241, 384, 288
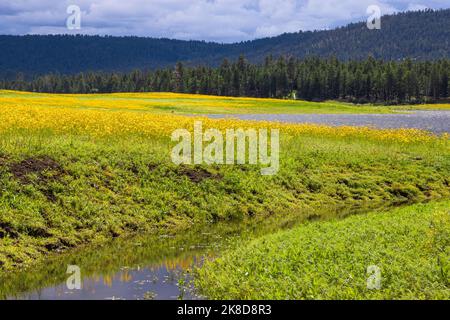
0, 90, 446, 145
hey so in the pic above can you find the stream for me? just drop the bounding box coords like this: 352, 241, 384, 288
3, 206, 338, 300
1, 203, 381, 300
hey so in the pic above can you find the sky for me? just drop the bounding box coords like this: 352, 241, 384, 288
0, 0, 449, 43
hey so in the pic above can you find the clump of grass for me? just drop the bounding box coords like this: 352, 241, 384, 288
194, 201, 450, 300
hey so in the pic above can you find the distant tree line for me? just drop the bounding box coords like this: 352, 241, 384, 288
2, 56, 449, 104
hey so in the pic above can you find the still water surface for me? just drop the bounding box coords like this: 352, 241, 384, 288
208, 111, 450, 134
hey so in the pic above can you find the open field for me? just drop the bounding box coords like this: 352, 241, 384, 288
0, 91, 449, 299
195, 200, 450, 300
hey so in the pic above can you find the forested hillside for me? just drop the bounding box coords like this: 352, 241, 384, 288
222, 9, 450, 63
0, 9, 449, 77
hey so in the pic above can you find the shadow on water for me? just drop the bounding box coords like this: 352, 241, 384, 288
1, 202, 399, 300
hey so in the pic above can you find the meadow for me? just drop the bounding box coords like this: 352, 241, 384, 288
0, 90, 449, 299
2, 90, 450, 115
0, 90, 389, 114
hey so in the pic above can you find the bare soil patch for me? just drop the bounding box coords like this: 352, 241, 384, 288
178, 165, 222, 183
10, 156, 64, 185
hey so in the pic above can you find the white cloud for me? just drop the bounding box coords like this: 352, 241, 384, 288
407, 3, 428, 11
0, 0, 448, 42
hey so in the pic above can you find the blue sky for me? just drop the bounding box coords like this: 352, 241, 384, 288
0, 0, 449, 42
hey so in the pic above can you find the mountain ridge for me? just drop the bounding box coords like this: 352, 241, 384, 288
0, 9, 449, 77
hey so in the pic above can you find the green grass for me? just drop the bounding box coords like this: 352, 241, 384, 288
0, 127, 449, 271
195, 200, 450, 300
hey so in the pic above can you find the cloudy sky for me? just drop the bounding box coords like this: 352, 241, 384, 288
0, 0, 449, 42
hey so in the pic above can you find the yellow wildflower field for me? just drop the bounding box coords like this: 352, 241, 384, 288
0, 90, 399, 114
0, 94, 445, 144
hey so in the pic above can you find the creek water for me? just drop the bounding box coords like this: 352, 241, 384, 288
2, 208, 329, 300
2, 227, 227, 300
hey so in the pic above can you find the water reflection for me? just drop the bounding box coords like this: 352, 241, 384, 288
3, 232, 220, 300
15, 257, 203, 300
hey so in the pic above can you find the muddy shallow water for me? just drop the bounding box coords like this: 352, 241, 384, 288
208, 111, 450, 134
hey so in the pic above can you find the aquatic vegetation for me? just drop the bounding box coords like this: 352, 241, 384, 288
195, 201, 450, 300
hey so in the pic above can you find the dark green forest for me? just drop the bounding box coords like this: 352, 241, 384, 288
0, 9, 449, 77
2, 56, 448, 104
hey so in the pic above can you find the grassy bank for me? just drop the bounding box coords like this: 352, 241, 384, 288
195, 201, 450, 300
0, 92, 449, 273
